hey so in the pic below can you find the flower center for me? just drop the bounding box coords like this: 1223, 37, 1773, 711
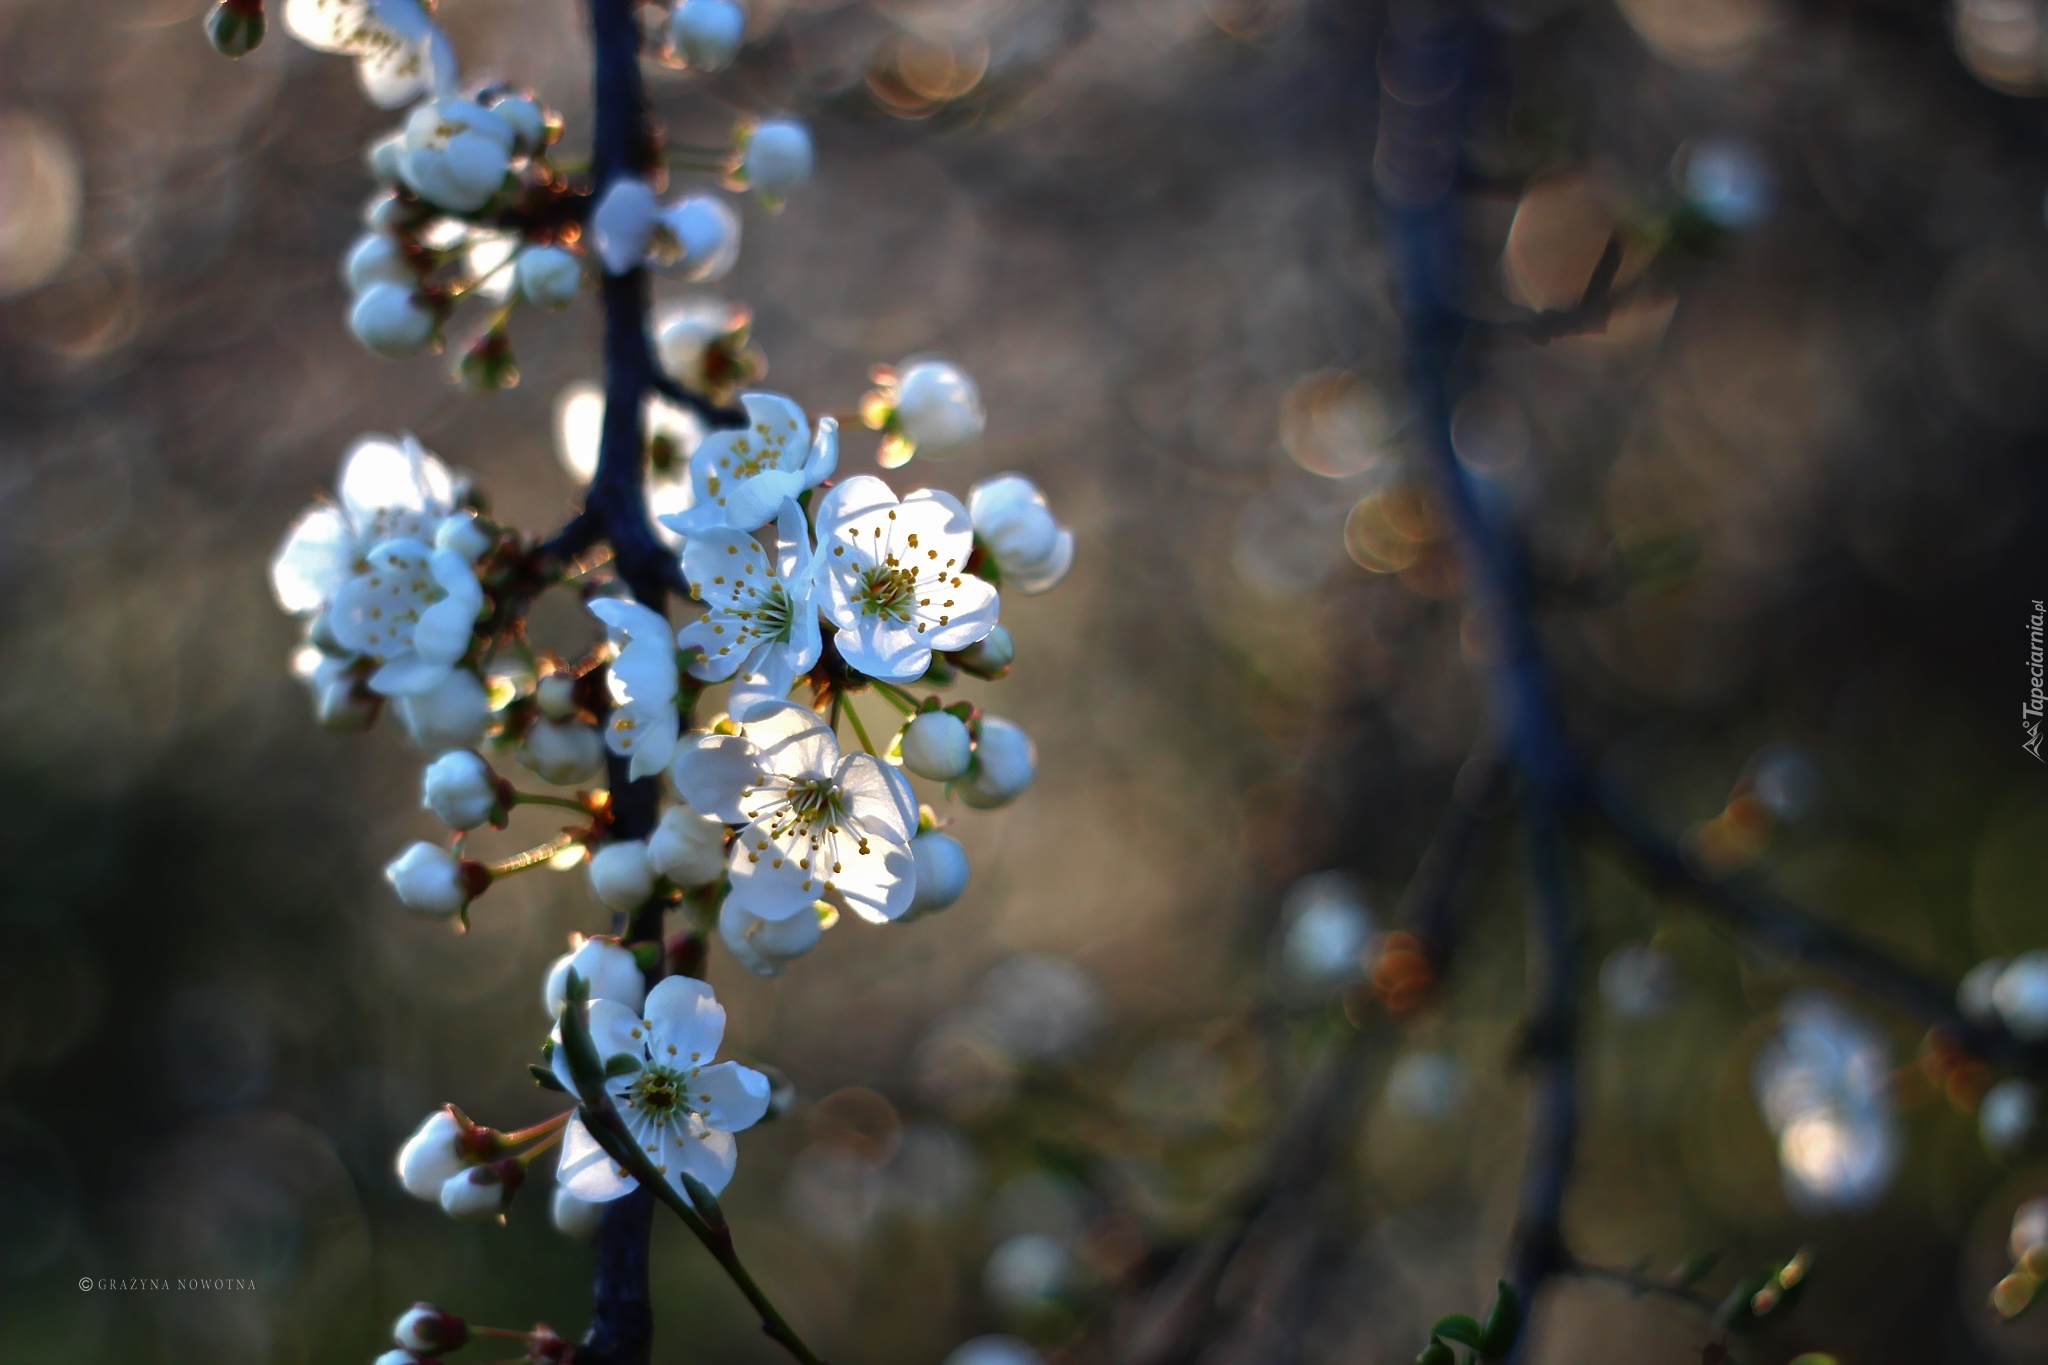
629, 1063, 693, 1122
854, 563, 918, 621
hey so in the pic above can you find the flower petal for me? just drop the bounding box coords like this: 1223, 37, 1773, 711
270, 504, 356, 614
721, 470, 805, 534
814, 474, 899, 542
726, 823, 825, 921
1010, 528, 1075, 594
837, 752, 913, 845
667, 1126, 738, 1198
681, 529, 772, 615
412, 595, 476, 669
833, 615, 930, 683
557, 1115, 639, 1202
741, 701, 839, 779
693, 1062, 771, 1132
670, 732, 759, 823
920, 571, 999, 653
643, 976, 726, 1064
802, 416, 838, 486
825, 827, 917, 924
368, 655, 450, 696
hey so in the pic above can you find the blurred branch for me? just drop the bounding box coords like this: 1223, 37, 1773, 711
1491, 233, 1633, 344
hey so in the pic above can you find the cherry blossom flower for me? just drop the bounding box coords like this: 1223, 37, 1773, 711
328, 539, 485, 696
350, 283, 437, 358
271, 434, 464, 619
588, 598, 680, 779
969, 474, 1073, 595
395, 667, 491, 752
516, 245, 582, 310
396, 97, 517, 214
649, 195, 741, 281
588, 840, 657, 911
676, 499, 821, 700
281, 0, 455, 109
738, 119, 813, 205
555, 977, 772, 1203
592, 179, 660, 275
422, 749, 502, 829
648, 802, 728, 887
814, 476, 999, 682
668, 0, 745, 72
671, 702, 919, 923
661, 392, 837, 535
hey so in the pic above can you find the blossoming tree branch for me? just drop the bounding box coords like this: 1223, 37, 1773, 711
206, 1, 1073, 1361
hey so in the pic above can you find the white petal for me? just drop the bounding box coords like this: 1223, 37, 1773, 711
826, 828, 917, 924
412, 596, 475, 669
670, 733, 759, 823
834, 616, 931, 683
920, 572, 999, 653
557, 1116, 639, 1202
589, 595, 673, 644
742, 701, 839, 780
837, 752, 913, 845
774, 497, 814, 584
721, 470, 805, 534
1010, 528, 1075, 594
668, 1127, 738, 1198
368, 655, 450, 696
802, 416, 838, 486
643, 976, 726, 1063
270, 504, 356, 614
681, 529, 772, 615
693, 1062, 771, 1132
677, 619, 754, 683
726, 825, 826, 921
814, 474, 898, 541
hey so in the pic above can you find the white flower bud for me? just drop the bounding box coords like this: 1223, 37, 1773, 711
653, 194, 741, 281
344, 233, 413, 293
422, 750, 500, 830
374, 1351, 422, 1365
395, 669, 492, 752
741, 118, 812, 202
433, 509, 494, 562
895, 360, 985, 457
1982, 1078, 2038, 1154
900, 711, 973, 781
954, 624, 1014, 679
398, 97, 516, 213
516, 245, 582, 310
906, 830, 969, 918
490, 94, 548, 152
1997, 952, 2048, 1041
364, 189, 411, 232
543, 935, 647, 1016
668, 0, 746, 72
592, 178, 660, 276
959, 717, 1035, 809
587, 840, 656, 910
350, 283, 436, 360
395, 1109, 469, 1200
719, 898, 823, 976
552, 1184, 605, 1239
535, 672, 581, 721
654, 299, 740, 391
648, 803, 728, 887
520, 718, 605, 785
385, 842, 475, 919
393, 1303, 468, 1354
440, 1162, 519, 1220
969, 474, 1073, 595
1960, 957, 2007, 1025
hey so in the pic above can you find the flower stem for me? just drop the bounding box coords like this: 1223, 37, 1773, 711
499, 1110, 574, 1147
486, 835, 579, 878
869, 680, 918, 715
511, 791, 591, 815
842, 695, 878, 754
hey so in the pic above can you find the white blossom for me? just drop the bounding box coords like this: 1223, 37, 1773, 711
899, 710, 972, 781
488, 93, 548, 152
677, 499, 821, 699
433, 508, 494, 562
422, 749, 501, 829
385, 841, 474, 919
1996, 951, 2048, 1040
895, 360, 985, 458
393, 1304, 466, 1355
969, 474, 1073, 595
668, 0, 746, 72
516, 245, 582, 310
271, 433, 463, 618
344, 232, 413, 292
592, 178, 661, 276
671, 701, 919, 923
655, 299, 747, 394
350, 282, 437, 359
395, 667, 492, 752
814, 476, 998, 681
958, 716, 1034, 809
396, 1108, 470, 1199
520, 718, 605, 785
1752, 992, 1899, 1212
720, 897, 824, 975
551, 1185, 604, 1238
397, 97, 516, 213
440, 1162, 518, 1220
555, 977, 772, 1203
544, 935, 647, 1017
282, 0, 455, 108
648, 802, 729, 888
906, 830, 970, 918
588, 840, 657, 911
651, 195, 741, 281
740, 118, 812, 203
1982, 1078, 2038, 1154
328, 539, 485, 696
588, 598, 680, 779
662, 392, 836, 535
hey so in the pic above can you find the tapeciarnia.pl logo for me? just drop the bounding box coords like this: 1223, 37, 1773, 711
2027, 599, 2046, 762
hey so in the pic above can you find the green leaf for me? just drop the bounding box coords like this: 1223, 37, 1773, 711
528, 1063, 568, 1092
1480, 1281, 1520, 1358
1416, 1342, 1455, 1365
1430, 1315, 1484, 1350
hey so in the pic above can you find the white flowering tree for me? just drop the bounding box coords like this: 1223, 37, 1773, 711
206, 1, 1072, 1360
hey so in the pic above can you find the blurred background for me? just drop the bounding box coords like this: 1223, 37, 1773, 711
5, 0, 2048, 1361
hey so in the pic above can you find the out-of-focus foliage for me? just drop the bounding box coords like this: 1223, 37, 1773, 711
4, 0, 2048, 1362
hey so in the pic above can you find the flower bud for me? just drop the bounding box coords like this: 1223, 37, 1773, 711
520, 718, 605, 785
205, 0, 264, 57
1997, 952, 2048, 1041
488, 94, 548, 152
739, 118, 812, 203
396, 668, 492, 752
398, 97, 516, 213
652, 194, 741, 281
959, 716, 1035, 809
653, 299, 760, 403
1983, 1078, 2039, 1154
900, 710, 973, 781
543, 935, 647, 1017
440, 1158, 523, 1220
344, 233, 413, 293
969, 474, 1073, 595
396, 1108, 470, 1200
953, 624, 1014, 680
458, 328, 519, 394
896, 360, 985, 458
534, 672, 581, 721
669, 0, 745, 72
350, 283, 437, 360
422, 750, 502, 830
719, 898, 825, 976
649, 803, 728, 887
364, 188, 412, 232
592, 178, 660, 276
516, 245, 582, 310
551, 1184, 604, 1239
587, 839, 656, 910
433, 510, 495, 562
374, 1351, 426, 1365
394, 1303, 469, 1354
385, 842, 486, 919
906, 830, 970, 918
1961, 957, 2006, 1024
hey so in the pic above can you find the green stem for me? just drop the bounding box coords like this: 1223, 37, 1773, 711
869, 680, 918, 715
511, 791, 591, 815
842, 696, 877, 754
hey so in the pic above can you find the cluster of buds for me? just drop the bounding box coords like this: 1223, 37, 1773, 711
374, 1301, 570, 1365
393, 1105, 572, 1222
